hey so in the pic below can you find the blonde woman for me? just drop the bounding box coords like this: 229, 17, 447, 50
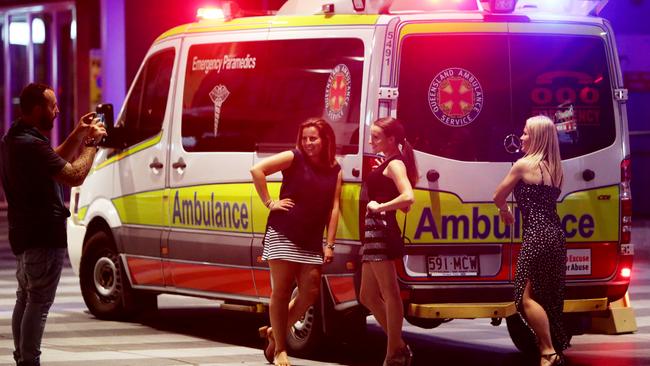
494, 115, 568, 366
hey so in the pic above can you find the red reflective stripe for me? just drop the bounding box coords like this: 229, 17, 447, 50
327, 276, 356, 304
126, 257, 165, 286
170, 263, 257, 296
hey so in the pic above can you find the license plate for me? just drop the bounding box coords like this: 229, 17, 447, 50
566, 248, 591, 275
428, 255, 479, 277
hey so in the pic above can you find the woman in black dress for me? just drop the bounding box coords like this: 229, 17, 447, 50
360, 117, 417, 366
494, 115, 568, 366
251, 118, 342, 366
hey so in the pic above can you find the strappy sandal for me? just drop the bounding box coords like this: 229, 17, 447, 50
258, 325, 275, 364
541, 352, 565, 366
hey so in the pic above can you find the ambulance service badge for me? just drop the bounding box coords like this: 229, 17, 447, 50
428, 67, 483, 127
325, 64, 351, 121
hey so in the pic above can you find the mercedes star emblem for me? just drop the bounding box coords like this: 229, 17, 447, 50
504, 134, 521, 154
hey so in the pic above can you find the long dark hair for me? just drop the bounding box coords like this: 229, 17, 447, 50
296, 118, 337, 168
373, 117, 418, 186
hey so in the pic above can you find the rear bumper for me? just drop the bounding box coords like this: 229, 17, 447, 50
407, 297, 608, 319
404, 280, 630, 304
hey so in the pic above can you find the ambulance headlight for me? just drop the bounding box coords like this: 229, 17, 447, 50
489, 0, 518, 13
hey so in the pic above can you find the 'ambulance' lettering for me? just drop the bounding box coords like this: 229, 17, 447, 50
414, 206, 595, 240
172, 190, 249, 230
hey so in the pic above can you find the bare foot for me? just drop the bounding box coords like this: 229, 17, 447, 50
274, 350, 291, 366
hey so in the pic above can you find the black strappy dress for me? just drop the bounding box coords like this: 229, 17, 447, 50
513, 164, 570, 352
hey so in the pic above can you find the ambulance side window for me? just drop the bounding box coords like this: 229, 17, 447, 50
119, 48, 175, 147
255, 38, 363, 154
182, 42, 263, 152
181, 38, 363, 153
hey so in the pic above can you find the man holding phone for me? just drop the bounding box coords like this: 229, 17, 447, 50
0, 83, 107, 366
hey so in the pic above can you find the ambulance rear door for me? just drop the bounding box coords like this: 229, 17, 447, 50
508, 22, 623, 289
394, 22, 516, 293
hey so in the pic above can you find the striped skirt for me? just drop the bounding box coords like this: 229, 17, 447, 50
361, 211, 403, 262
262, 226, 323, 265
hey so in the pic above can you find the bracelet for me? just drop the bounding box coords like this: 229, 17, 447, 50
498, 205, 510, 213
264, 199, 274, 209
323, 243, 335, 250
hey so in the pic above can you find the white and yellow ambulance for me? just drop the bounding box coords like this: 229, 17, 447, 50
67, 0, 635, 354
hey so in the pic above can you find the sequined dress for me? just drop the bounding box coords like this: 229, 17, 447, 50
513, 169, 569, 351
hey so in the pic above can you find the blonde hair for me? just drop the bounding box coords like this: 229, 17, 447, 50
521, 115, 563, 187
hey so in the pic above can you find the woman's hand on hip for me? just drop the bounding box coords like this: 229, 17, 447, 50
366, 200, 381, 214
269, 198, 294, 212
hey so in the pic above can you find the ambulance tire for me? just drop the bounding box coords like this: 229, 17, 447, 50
286, 289, 324, 356
506, 314, 538, 355
404, 316, 444, 329
506, 314, 573, 355
80, 231, 157, 320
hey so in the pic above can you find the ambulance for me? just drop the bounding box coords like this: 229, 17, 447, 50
67, 0, 635, 355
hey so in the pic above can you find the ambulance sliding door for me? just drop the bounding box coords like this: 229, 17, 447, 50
165, 31, 268, 299
251, 28, 372, 300
394, 23, 516, 284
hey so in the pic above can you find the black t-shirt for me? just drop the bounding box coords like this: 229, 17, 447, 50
0, 120, 70, 254
267, 149, 341, 253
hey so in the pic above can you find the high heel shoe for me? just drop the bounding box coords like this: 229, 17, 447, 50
384, 345, 413, 366
258, 325, 275, 364
541, 352, 565, 366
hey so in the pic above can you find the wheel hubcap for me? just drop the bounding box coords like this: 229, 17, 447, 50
93, 256, 117, 297
291, 305, 315, 341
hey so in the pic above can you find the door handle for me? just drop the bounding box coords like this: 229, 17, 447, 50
172, 158, 187, 170
427, 169, 440, 183
149, 160, 163, 170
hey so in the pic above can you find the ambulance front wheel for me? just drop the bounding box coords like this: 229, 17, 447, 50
286, 288, 323, 356
79, 230, 157, 319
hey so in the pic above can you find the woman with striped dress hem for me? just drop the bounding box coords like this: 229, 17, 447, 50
360, 117, 417, 366
250, 118, 342, 366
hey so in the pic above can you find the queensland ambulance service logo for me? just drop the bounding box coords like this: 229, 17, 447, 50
325, 64, 351, 121
428, 67, 483, 127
